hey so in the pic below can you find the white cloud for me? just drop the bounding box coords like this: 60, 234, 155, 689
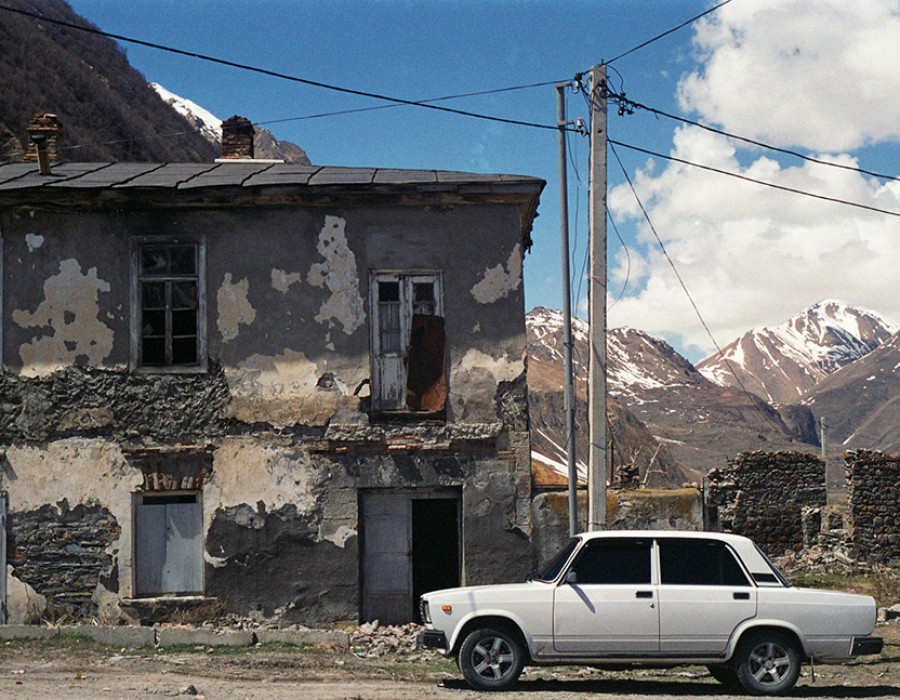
678, 0, 900, 151
608, 0, 900, 361
608, 128, 900, 359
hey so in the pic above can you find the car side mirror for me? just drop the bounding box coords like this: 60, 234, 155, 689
564, 569, 578, 585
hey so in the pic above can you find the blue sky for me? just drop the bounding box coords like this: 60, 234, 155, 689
67, 0, 900, 361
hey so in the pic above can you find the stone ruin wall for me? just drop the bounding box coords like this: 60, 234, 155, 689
846, 450, 900, 566
706, 451, 826, 556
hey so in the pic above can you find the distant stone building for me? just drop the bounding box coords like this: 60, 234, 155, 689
0, 125, 544, 625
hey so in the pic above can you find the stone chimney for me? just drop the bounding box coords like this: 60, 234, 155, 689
24, 112, 64, 174
220, 115, 254, 160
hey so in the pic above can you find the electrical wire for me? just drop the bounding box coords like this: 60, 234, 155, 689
609, 138, 900, 219
607, 212, 632, 309
257, 80, 566, 127
0, 3, 567, 133
609, 142, 789, 434
606, 89, 900, 184
606, 0, 733, 64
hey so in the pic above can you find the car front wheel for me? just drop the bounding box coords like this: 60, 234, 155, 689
458, 626, 524, 691
735, 631, 801, 695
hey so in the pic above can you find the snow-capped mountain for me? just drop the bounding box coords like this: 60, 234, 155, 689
151, 83, 311, 165
525, 308, 813, 485
804, 330, 900, 454
697, 300, 897, 406
152, 83, 222, 144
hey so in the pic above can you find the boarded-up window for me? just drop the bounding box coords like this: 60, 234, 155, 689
134, 492, 203, 596
370, 273, 445, 412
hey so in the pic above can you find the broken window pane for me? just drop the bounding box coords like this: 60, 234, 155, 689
169, 246, 196, 275
141, 248, 169, 276
138, 242, 201, 368
172, 282, 197, 310
412, 282, 436, 315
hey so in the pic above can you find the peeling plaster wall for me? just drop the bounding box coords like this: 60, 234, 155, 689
0, 199, 534, 624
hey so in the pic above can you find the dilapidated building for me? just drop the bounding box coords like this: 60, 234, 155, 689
0, 126, 544, 625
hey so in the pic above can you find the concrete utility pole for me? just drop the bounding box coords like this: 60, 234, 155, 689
556, 81, 579, 537
820, 416, 827, 459
587, 64, 608, 530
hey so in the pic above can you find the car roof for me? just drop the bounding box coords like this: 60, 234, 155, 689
576, 530, 752, 546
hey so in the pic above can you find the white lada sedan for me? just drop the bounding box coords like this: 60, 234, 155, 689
418, 531, 882, 694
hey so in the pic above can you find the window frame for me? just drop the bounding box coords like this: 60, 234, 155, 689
369, 270, 443, 412
130, 236, 207, 373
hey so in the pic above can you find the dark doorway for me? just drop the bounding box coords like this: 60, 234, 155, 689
411, 497, 459, 622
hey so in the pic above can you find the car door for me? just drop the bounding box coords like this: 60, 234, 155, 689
553, 537, 659, 654
656, 538, 758, 654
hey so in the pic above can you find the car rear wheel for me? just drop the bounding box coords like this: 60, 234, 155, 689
735, 631, 801, 695
458, 626, 524, 691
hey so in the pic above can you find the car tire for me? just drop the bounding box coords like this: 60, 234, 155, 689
735, 631, 801, 695
707, 664, 741, 689
458, 626, 524, 691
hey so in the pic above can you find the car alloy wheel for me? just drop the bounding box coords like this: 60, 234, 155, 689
736, 631, 800, 695
458, 626, 524, 691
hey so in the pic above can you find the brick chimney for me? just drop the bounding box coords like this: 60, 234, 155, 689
220, 115, 254, 160
24, 112, 64, 174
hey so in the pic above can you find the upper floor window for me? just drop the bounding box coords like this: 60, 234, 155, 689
370, 273, 445, 412
132, 239, 206, 371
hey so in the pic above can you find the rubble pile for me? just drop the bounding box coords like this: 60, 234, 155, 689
350, 621, 433, 660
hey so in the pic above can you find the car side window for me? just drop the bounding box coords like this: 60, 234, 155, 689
567, 539, 652, 585
658, 539, 750, 586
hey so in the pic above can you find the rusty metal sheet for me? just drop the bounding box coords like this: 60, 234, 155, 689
406, 314, 447, 412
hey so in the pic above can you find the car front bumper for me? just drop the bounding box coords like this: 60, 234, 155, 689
417, 629, 448, 651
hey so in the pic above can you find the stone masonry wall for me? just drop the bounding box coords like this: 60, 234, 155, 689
846, 450, 900, 565
7, 501, 119, 619
707, 451, 826, 556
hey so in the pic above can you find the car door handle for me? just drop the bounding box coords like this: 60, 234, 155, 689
635, 591, 654, 599
733, 592, 750, 600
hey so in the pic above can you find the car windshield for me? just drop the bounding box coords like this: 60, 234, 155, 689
534, 538, 580, 582
755, 544, 792, 587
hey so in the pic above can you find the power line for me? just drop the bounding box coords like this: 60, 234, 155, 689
609, 142, 788, 434
605, 89, 900, 184
0, 3, 566, 133
606, 0, 733, 64
609, 138, 900, 219
258, 80, 571, 127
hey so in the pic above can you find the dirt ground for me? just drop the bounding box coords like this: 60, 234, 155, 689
1, 620, 898, 700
